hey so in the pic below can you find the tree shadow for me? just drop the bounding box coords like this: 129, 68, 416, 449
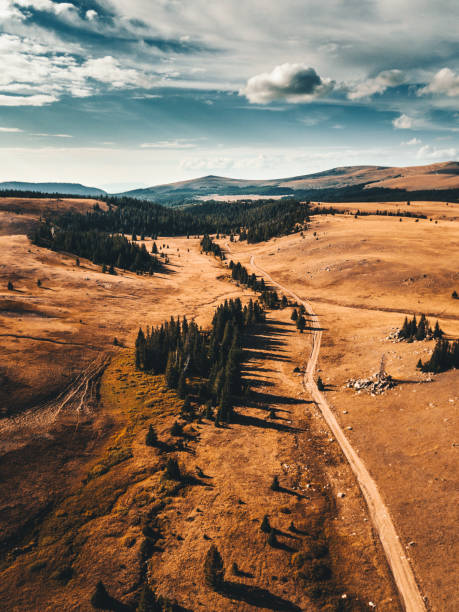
221, 581, 301, 611
232, 412, 299, 433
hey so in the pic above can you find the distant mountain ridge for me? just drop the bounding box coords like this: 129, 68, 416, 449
118, 161, 459, 203
0, 181, 106, 197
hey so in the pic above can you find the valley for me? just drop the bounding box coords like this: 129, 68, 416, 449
0, 196, 457, 611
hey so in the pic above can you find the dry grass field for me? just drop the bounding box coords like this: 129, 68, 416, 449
223, 201, 459, 611
0, 197, 457, 610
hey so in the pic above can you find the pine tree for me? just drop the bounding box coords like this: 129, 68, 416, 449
203, 545, 225, 590
296, 315, 306, 333
291, 308, 298, 321
433, 321, 443, 339
267, 529, 277, 547
452, 290, 458, 299
270, 475, 280, 491
7, 281, 13, 291
317, 376, 325, 391
164, 457, 181, 480
146, 424, 157, 447
260, 515, 271, 533
416, 358, 423, 369
177, 370, 187, 399
170, 421, 183, 436
37, 279, 41, 287
91, 581, 111, 609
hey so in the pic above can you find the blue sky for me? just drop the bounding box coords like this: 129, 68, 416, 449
0, 0, 458, 190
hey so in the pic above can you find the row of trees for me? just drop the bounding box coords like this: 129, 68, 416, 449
29, 222, 159, 274
418, 338, 459, 373
229, 260, 285, 309
135, 298, 265, 423
200, 234, 224, 259
398, 314, 443, 341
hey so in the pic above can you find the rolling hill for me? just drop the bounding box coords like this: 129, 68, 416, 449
0, 181, 106, 197
119, 161, 459, 203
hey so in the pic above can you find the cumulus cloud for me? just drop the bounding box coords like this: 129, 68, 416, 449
418, 67, 459, 97
240, 63, 335, 104
0, 125, 23, 132
14, 0, 78, 17
0, 32, 158, 105
392, 114, 413, 129
348, 69, 405, 100
416, 144, 457, 159
403, 137, 421, 145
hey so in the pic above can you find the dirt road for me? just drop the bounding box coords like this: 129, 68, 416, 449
249, 255, 426, 612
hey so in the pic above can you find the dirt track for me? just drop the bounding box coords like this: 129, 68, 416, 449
249, 255, 427, 612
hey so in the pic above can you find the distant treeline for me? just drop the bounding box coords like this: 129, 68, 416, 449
135, 298, 265, 423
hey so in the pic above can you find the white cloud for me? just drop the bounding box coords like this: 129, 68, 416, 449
416, 144, 457, 159
403, 137, 421, 145
0, 125, 23, 132
418, 68, 459, 97
393, 114, 413, 129
86, 9, 97, 21
0, 93, 57, 105
348, 69, 405, 100
14, 0, 77, 18
240, 63, 335, 104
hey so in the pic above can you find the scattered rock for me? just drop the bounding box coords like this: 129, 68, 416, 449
337, 492, 345, 498
346, 372, 396, 395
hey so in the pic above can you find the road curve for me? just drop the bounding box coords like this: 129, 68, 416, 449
249, 255, 426, 612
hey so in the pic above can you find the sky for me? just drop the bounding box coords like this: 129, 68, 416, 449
0, 0, 458, 190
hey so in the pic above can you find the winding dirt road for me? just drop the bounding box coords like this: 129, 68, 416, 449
249, 255, 426, 612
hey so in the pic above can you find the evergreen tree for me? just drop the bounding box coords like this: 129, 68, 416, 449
164, 457, 181, 480
91, 581, 111, 609
267, 529, 277, 547
270, 475, 280, 491
260, 515, 271, 533
317, 376, 325, 391
146, 424, 158, 447
177, 370, 187, 399
7, 281, 13, 290
452, 290, 458, 299
203, 545, 225, 590
291, 308, 298, 321
296, 315, 306, 333
433, 321, 443, 339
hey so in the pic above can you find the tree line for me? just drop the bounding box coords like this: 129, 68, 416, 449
135, 298, 265, 424
29, 222, 160, 274
229, 260, 287, 309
